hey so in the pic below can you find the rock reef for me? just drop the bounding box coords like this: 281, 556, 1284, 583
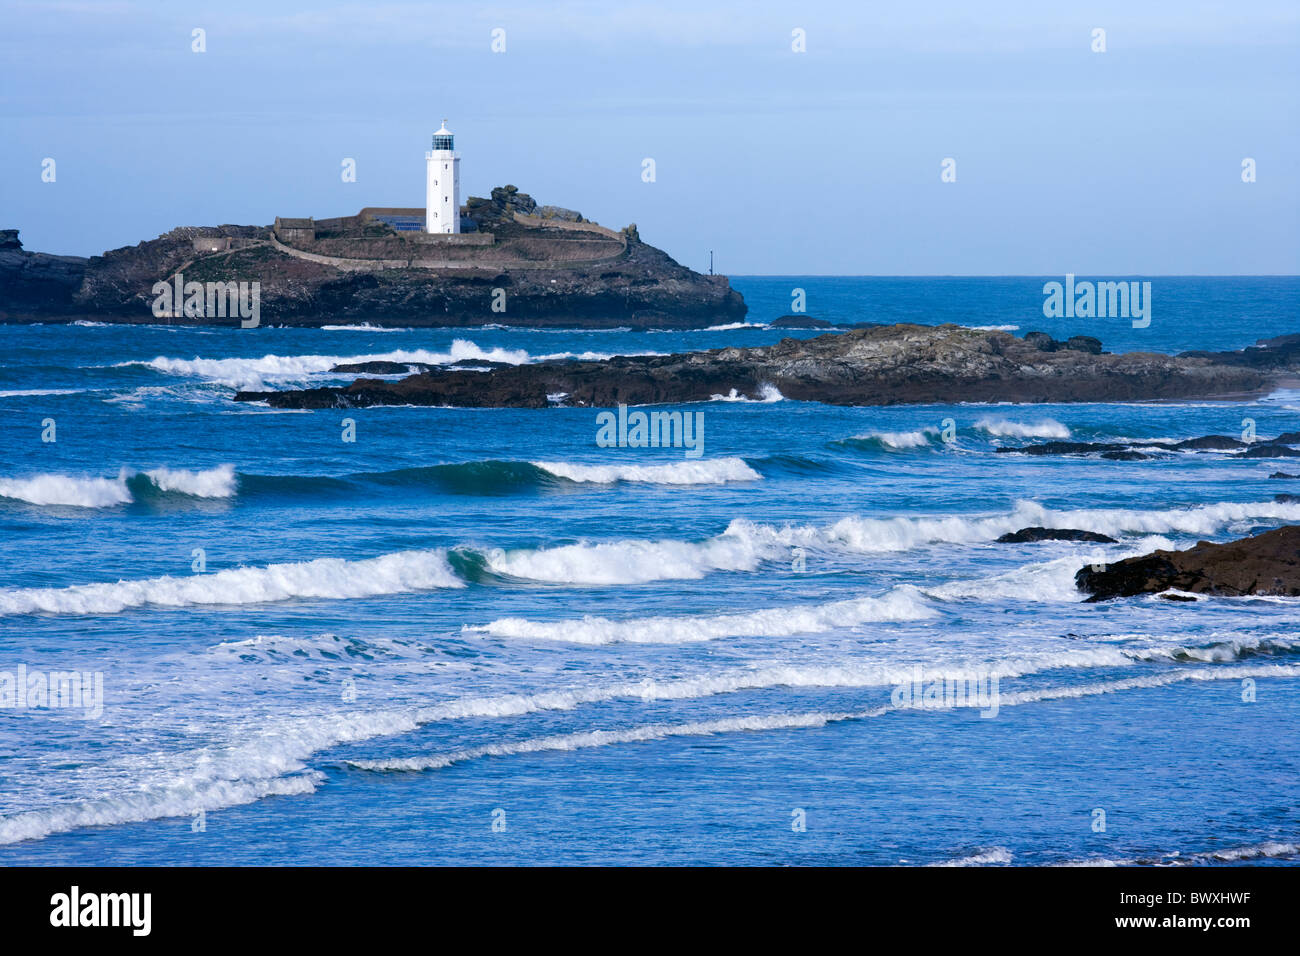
1075, 525, 1300, 601
233, 323, 1298, 409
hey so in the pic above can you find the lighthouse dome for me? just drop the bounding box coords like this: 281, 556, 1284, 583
432, 120, 454, 151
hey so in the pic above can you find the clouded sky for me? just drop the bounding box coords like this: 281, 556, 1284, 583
2, 0, 1297, 274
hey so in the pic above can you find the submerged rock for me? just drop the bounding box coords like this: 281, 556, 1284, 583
1242, 444, 1300, 459
996, 527, 1119, 544
770, 315, 834, 329
1075, 525, 1300, 601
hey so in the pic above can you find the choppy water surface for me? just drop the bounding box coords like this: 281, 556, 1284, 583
1, 276, 1297, 865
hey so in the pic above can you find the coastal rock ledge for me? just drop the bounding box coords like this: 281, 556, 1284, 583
234, 324, 1298, 409
1075, 525, 1300, 601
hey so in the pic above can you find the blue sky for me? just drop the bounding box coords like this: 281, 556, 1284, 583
2, 0, 1297, 274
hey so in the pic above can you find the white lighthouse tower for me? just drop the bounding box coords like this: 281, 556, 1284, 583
425, 120, 460, 234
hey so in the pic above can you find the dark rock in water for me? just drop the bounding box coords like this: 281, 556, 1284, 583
1181, 333, 1300, 371
233, 324, 1291, 410
1271, 472, 1300, 479
1159, 593, 1198, 602
331, 361, 436, 374
996, 441, 1131, 456
1275, 494, 1300, 503
1171, 434, 1246, 450
1064, 335, 1103, 355
770, 315, 834, 329
1023, 331, 1057, 351
1273, 431, 1300, 444
1242, 444, 1300, 458
1101, 450, 1149, 461
997, 527, 1119, 544
1075, 525, 1300, 601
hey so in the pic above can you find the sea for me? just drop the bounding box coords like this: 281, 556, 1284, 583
1, 275, 1297, 866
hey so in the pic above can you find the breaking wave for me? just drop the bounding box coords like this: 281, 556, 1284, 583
467, 586, 935, 644
531, 458, 761, 485
0, 549, 462, 616
0, 465, 236, 507
975, 418, 1071, 439
122, 340, 655, 390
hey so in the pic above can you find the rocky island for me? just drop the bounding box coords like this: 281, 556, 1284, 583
0, 186, 745, 329
232, 325, 1300, 409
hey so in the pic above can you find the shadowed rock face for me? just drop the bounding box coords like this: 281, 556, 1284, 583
1075, 525, 1300, 601
233, 323, 1295, 409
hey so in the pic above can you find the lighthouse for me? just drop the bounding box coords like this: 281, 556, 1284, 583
425, 120, 460, 234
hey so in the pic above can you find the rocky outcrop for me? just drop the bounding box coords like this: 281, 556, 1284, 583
233, 323, 1296, 409
996, 431, 1297, 459
0, 189, 746, 328
1075, 525, 1300, 601
997, 527, 1118, 544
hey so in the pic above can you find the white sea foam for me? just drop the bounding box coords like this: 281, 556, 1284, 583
124, 340, 655, 390
0, 465, 236, 507
849, 428, 939, 449
319, 324, 412, 332
141, 464, 237, 498
930, 847, 1014, 866
351, 663, 1300, 775
532, 457, 761, 485
0, 707, 423, 845
0, 388, 85, 397
975, 417, 1071, 439
0, 473, 132, 507
771, 498, 1300, 554
0, 549, 462, 616
6, 655, 1294, 845
348, 710, 869, 773
468, 586, 935, 645
709, 383, 785, 403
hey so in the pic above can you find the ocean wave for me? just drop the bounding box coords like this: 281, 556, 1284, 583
779, 498, 1300, 553
0, 388, 86, 397
929, 847, 1014, 866
350, 663, 1300, 775
0, 549, 462, 616
1057, 840, 1300, 867
467, 586, 935, 644
348, 710, 869, 773
0, 465, 235, 507
840, 428, 941, 450
975, 417, 1071, 439
6, 658, 1295, 844
121, 340, 656, 390
531, 457, 761, 485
